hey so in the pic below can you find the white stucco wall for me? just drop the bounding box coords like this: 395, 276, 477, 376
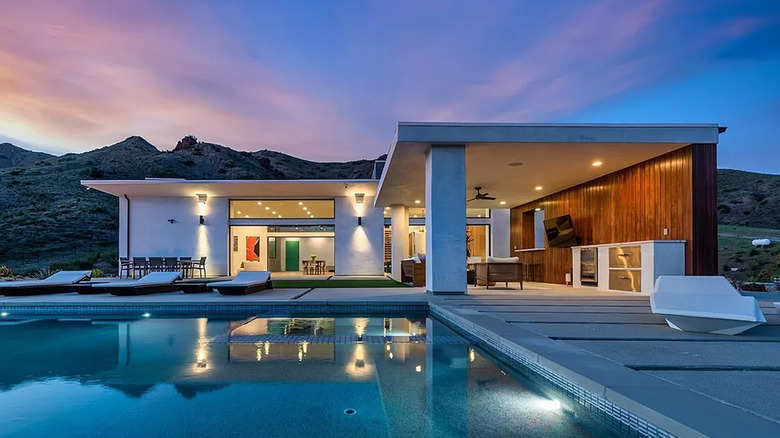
334, 195, 384, 275
127, 196, 229, 276
490, 209, 510, 257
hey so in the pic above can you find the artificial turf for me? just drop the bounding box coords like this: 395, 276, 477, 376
271, 279, 409, 288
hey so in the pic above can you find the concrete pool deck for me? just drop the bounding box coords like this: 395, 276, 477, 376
2, 282, 779, 437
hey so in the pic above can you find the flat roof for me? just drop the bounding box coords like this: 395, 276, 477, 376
375, 122, 724, 208
82, 179, 378, 198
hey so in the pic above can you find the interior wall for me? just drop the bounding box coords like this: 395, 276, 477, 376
229, 226, 269, 274
510, 144, 718, 284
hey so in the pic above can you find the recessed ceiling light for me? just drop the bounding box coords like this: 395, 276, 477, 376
310, 215, 314, 218
413, 214, 418, 218
592, 161, 603, 167
303, 207, 307, 210
535, 207, 541, 212
298, 202, 303, 205
477, 214, 482, 217
508, 162, 523, 167
278, 215, 282, 218
257, 201, 263, 205
535, 186, 543, 191
272, 211, 276, 214
384, 207, 390, 210
237, 211, 242, 214
499, 201, 506, 205
245, 215, 249, 218
265, 207, 270, 210
414, 200, 421, 204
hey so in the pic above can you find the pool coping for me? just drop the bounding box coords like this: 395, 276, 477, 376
2, 298, 777, 437
429, 301, 779, 438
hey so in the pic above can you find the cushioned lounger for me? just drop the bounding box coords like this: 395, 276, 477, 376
0, 271, 92, 296
208, 271, 272, 295
651, 276, 766, 335
91, 272, 183, 296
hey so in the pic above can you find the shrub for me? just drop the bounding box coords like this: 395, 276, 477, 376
749, 248, 759, 256
722, 264, 731, 272
183, 159, 196, 166
87, 167, 104, 178
0, 265, 12, 277
741, 282, 767, 292
91, 268, 105, 278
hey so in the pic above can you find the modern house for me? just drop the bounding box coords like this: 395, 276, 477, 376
83, 122, 723, 294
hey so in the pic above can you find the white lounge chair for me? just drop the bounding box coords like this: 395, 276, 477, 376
651, 276, 766, 335
91, 272, 183, 296
0, 271, 92, 296
208, 271, 272, 295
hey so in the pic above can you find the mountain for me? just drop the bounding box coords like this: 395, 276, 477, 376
717, 169, 780, 229
0, 136, 379, 275
0, 143, 55, 168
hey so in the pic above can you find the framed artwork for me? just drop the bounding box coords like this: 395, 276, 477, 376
232, 236, 239, 252
246, 236, 260, 261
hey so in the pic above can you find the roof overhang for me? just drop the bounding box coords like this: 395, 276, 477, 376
82, 179, 378, 198
375, 122, 724, 208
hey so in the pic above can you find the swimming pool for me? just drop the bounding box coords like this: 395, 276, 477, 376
0, 315, 618, 437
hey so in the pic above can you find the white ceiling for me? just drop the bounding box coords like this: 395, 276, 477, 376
375, 141, 693, 208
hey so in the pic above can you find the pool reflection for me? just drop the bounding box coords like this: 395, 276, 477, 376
0, 316, 612, 438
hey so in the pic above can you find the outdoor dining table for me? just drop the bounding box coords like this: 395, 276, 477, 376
178, 259, 197, 278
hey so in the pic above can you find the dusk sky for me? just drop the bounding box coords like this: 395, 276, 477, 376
1, 0, 779, 173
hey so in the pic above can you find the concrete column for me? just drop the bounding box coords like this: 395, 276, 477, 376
390, 205, 409, 281
490, 209, 510, 257
425, 145, 467, 294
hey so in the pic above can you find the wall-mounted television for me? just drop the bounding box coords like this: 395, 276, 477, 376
543, 214, 577, 248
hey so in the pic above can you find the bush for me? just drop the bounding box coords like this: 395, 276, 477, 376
0, 265, 12, 277
183, 159, 196, 166
741, 283, 767, 292
722, 264, 731, 272
87, 167, 104, 178
749, 248, 759, 256
91, 268, 105, 278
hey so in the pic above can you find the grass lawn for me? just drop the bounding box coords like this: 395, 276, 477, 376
272, 278, 409, 289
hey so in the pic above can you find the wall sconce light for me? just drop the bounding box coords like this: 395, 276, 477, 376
354, 193, 365, 204
196, 194, 207, 205
357, 216, 363, 226
199, 215, 205, 225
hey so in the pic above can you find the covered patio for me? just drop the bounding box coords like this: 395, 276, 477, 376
375, 122, 723, 294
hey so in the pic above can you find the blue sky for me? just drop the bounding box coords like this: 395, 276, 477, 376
0, 0, 778, 173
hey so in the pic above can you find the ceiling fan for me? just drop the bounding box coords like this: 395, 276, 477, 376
467, 187, 496, 202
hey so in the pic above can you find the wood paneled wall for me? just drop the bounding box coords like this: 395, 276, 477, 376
510, 144, 717, 284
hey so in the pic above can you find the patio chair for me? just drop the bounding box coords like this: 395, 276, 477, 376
119, 257, 133, 279
179, 256, 192, 278
0, 271, 92, 296
148, 257, 164, 272
91, 272, 183, 296
193, 256, 207, 278
474, 257, 524, 289
651, 276, 766, 335
163, 257, 179, 272
132, 257, 148, 278
208, 271, 272, 295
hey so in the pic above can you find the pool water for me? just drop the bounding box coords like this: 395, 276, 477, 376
0, 316, 617, 437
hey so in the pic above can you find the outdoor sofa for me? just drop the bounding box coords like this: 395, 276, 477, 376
91, 272, 183, 296
400, 257, 425, 287
651, 275, 766, 335
0, 270, 92, 296
474, 257, 524, 289
208, 271, 272, 295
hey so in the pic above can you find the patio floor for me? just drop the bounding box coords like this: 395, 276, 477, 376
1, 281, 778, 435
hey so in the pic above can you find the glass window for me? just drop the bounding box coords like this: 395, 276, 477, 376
383, 207, 490, 218
230, 200, 334, 219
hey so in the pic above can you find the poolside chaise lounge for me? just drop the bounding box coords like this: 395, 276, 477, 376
208, 271, 272, 295
650, 275, 766, 335
0, 270, 92, 296
91, 272, 183, 296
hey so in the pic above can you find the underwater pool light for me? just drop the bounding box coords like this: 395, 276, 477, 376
537, 399, 561, 411
142, 313, 151, 318
0, 312, 8, 317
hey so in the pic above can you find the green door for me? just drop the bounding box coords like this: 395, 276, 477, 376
285, 240, 300, 272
